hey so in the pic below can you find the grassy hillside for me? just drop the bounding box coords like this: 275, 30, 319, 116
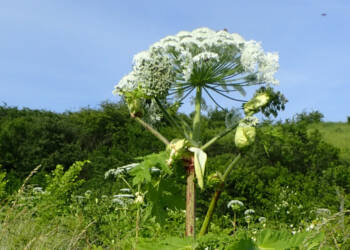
309, 122, 350, 161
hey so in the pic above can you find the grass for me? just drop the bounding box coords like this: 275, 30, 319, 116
309, 122, 350, 162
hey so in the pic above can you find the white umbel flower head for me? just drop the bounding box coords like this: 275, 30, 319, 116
244, 209, 255, 215
258, 217, 267, 223
227, 199, 244, 208
113, 27, 280, 117
241, 41, 264, 72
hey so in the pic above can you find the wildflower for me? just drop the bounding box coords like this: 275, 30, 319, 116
113, 194, 134, 198
150, 167, 161, 173
104, 163, 139, 179
33, 187, 44, 193
111, 198, 125, 206
244, 209, 255, 215
192, 52, 219, 63
227, 200, 244, 210
114, 27, 280, 119
258, 217, 266, 223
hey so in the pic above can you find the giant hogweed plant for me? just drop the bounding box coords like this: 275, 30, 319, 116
113, 27, 286, 237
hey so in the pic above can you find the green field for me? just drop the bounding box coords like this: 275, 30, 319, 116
309, 122, 350, 161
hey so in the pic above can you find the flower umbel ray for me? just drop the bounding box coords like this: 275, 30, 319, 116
113, 27, 279, 121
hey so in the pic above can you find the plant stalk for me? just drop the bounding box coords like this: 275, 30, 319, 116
185, 156, 196, 237
185, 86, 202, 237
199, 153, 241, 236
201, 125, 238, 151
132, 115, 170, 146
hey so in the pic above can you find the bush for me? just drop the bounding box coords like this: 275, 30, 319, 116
295, 110, 324, 123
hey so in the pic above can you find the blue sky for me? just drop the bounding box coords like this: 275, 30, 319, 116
0, 0, 349, 121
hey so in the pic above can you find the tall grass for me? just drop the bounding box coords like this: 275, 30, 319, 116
0, 165, 94, 250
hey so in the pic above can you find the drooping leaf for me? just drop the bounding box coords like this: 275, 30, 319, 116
189, 147, 207, 189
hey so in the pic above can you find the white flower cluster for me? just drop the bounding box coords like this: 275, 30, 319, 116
104, 163, 139, 179
114, 27, 279, 99
192, 52, 220, 63
227, 199, 244, 208
113, 51, 175, 99
244, 209, 255, 215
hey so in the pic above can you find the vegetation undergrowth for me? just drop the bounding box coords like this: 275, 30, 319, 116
0, 103, 349, 249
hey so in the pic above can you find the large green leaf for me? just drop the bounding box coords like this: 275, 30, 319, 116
131, 151, 170, 185
147, 177, 184, 223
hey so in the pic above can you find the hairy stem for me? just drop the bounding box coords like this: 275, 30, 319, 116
199, 153, 241, 236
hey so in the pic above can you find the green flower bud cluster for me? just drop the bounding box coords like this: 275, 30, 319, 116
166, 139, 189, 166
234, 116, 259, 148
134, 52, 176, 99
244, 92, 270, 116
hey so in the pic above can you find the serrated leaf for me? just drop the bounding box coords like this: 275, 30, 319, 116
130, 165, 152, 186
147, 178, 184, 223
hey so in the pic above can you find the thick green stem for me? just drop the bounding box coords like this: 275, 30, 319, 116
201, 125, 238, 151
192, 87, 202, 145
185, 87, 202, 238
199, 153, 241, 236
132, 116, 170, 146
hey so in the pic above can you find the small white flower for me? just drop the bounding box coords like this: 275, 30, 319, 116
113, 194, 134, 198
244, 209, 255, 215
150, 167, 160, 173
193, 52, 219, 63
105, 163, 139, 179
258, 217, 266, 223
111, 197, 125, 205
227, 200, 244, 208
241, 41, 263, 72
33, 187, 44, 193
